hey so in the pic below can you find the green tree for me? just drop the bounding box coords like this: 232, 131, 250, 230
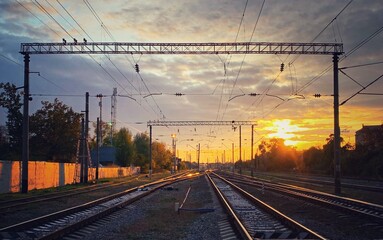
114, 127, 134, 167
133, 132, 150, 172
29, 98, 81, 162
152, 141, 173, 171
0, 82, 22, 159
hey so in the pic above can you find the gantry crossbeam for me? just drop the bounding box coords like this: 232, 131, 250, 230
147, 120, 256, 127
20, 42, 343, 55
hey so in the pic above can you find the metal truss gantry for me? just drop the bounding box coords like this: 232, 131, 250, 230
20, 42, 343, 55
19, 40, 343, 194
147, 120, 257, 127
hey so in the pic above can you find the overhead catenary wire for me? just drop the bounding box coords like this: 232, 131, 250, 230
296, 24, 383, 94
221, 0, 266, 121
289, 0, 353, 65
56, 0, 163, 119
340, 73, 383, 106
16, 0, 61, 38
340, 61, 383, 70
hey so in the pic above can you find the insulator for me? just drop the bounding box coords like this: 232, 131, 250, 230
280, 63, 284, 72
135, 64, 140, 73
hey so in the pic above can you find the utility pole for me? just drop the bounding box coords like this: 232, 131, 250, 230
333, 54, 341, 195
197, 143, 200, 172
239, 125, 242, 174
96, 117, 100, 180
80, 117, 85, 183
149, 125, 152, 179
171, 134, 176, 174
84, 92, 89, 183
251, 124, 254, 177
110, 88, 117, 145
232, 143, 234, 175
96, 94, 103, 146
21, 54, 30, 193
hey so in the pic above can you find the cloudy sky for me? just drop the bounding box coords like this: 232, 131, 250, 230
0, 0, 382, 161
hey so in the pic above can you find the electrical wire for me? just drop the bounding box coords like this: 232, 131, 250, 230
296, 24, 383, 94
289, 0, 353, 65
32, 0, 74, 38
340, 73, 383, 106
56, 1, 163, 118
0, 53, 23, 67
340, 61, 383, 70
16, 0, 61, 38
221, 0, 266, 121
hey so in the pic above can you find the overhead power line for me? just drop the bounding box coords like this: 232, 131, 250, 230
340, 61, 383, 70
340, 73, 383, 106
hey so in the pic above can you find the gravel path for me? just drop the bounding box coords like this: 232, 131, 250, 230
66, 174, 231, 240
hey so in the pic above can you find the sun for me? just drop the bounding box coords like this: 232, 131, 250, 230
266, 119, 301, 146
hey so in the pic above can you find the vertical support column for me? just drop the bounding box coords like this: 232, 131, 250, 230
84, 92, 89, 183
96, 117, 100, 180
232, 143, 234, 175
333, 54, 341, 195
80, 117, 85, 183
251, 124, 254, 177
239, 125, 242, 174
21, 54, 30, 193
149, 125, 152, 179
197, 143, 200, 172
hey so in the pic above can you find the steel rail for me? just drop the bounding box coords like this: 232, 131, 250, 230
0, 172, 195, 237
220, 172, 383, 222
211, 172, 326, 240
206, 173, 252, 240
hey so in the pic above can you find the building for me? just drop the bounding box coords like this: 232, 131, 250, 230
355, 124, 383, 149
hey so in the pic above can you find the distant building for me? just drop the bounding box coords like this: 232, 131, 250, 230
355, 124, 383, 149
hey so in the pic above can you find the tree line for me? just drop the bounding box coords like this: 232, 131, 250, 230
240, 134, 383, 179
0, 83, 177, 172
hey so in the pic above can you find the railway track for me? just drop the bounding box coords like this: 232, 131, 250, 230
0, 172, 197, 240
207, 172, 325, 239
218, 172, 383, 223
253, 172, 383, 193
0, 175, 143, 213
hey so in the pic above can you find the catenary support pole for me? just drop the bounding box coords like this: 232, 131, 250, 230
197, 143, 200, 171
239, 125, 242, 174
232, 142, 234, 175
251, 124, 254, 177
96, 117, 100, 180
21, 54, 30, 193
84, 92, 89, 183
149, 125, 152, 179
80, 117, 85, 183
333, 54, 341, 195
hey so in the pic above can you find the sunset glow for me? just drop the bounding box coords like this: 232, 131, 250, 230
0, 1, 382, 156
